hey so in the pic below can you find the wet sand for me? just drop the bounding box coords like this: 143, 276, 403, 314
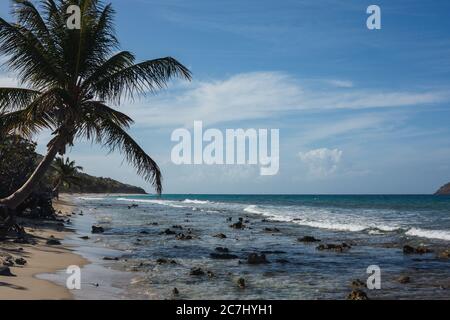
0, 197, 88, 300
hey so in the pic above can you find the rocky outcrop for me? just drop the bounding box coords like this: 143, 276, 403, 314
435, 183, 450, 195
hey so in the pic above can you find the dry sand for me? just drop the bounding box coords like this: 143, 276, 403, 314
0, 196, 88, 300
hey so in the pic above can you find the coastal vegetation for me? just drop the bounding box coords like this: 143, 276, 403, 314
52, 157, 83, 196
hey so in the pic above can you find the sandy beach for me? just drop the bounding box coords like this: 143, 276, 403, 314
0, 196, 88, 300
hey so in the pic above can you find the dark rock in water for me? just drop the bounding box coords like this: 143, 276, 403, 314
15, 258, 27, 266
237, 278, 246, 289
351, 279, 366, 289
438, 250, 450, 259
247, 253, 269, 264
215, 247, 229, 253
190, 267, 205, 276
176, 233, 193, 240
403, 245, 415, 254
91, 225, 104, 234
213, 233, 227, 239
79, 236, 90, 240
397, 276, 411, 284
128, 204, 139, 209
210, 253, 239, 260
157, 258, 177, 265
160, 229, 176, 235
403, 245, 433, 254
157, 258, 169, 264
347, 289, 369, 300
46, 238, 61, 245
140, 230, 149, 234
0, 266, 16, 277
226, 217, 232, 222
173, 288, 179, 295
415, 246, 433, 254
172, 225, 183, 230
264, 228, 280, 233
230, 221, 245, 229
207, 270, 215, 278
298, 236, 321, 243
316, 243, 351, 252
103, 257, 119, 261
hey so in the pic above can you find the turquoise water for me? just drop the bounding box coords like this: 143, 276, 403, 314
74, 194, 450, 299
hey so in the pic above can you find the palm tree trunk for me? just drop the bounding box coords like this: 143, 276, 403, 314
52, 179, 62, 199
0, 136, 65, 210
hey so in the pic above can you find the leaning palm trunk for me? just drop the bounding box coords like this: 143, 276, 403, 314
0, 136, 64, 210
52, 180, 61, 194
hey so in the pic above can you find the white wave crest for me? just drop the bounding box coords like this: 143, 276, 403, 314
116, 198, 186, 208
183, 199, 210, 204
405, 228, 450, 241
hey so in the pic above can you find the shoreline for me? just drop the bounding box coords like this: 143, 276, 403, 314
0, 196, 89, 300
2, 193, 449, 300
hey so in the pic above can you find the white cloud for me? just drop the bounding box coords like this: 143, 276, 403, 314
326, 79, 354, 88
126, 71, 448, 128
0, 75, 19, 87
298, 148, 343, 177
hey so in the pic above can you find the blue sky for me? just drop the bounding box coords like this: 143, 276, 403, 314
1, 0, 450, 194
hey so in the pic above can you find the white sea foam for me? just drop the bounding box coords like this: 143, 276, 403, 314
116, 198, 186, 208
243, 205, 403, 233
405, 228, 450, 241
243, 205, 265, 214
183, 199, 210, 204
78, 196, 105, 201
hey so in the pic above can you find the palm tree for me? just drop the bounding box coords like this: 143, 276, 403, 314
0, 0, 191, 210
52, 156, 83, 196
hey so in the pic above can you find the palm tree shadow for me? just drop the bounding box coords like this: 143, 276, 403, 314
0, 282, 27, 291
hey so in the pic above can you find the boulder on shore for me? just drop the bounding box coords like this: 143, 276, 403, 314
46, 238, 61, 245
0, 266, 16, 277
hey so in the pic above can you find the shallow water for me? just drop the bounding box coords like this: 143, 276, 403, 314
66, 194, 450, 300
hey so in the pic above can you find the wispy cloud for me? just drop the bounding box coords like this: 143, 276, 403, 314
126, 71, 448, 128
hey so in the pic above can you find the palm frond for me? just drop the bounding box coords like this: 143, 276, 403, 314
0, 87, 41, 112
0, 17, 63, 88
91, 57, 192, 104
93, 118, 162, 194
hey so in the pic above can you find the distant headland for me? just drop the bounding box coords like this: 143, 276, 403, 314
435, 183, 450, 195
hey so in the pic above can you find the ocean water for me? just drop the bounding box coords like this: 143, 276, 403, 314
70, 194, 450, 300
